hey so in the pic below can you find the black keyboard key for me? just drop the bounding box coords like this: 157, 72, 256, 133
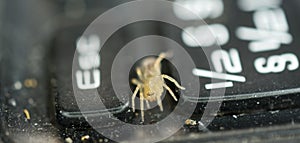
0, 0, 60, 142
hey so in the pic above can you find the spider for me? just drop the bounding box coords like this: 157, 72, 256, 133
131, 52, 185, 122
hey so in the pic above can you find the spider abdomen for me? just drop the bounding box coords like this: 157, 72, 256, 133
144, 76, 164, 102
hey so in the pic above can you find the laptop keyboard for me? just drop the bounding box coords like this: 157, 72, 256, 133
1, 0, 300, 142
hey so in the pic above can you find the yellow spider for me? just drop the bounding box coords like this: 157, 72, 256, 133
131, 52, 185, 122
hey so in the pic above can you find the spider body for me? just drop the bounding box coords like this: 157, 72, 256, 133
131, 53, 185, 122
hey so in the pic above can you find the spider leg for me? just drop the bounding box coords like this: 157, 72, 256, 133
157, 95, 163, 111
131, 85, 140, 112
136, 67, 143, 80
139, 88, 145, 122
154, 52, 166, 68
131, 78, 141, 85
145, 100, 150, 109
163, 83, 178, 101
162, 74, 185, 90
131, 79, 146, 121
